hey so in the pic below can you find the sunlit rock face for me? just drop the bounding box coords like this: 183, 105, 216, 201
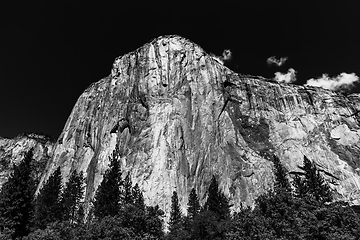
39, 35, 360, 217
0, 133, 54, 187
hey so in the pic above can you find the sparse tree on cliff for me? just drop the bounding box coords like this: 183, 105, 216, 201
34, 166, 63, 229
0, 150, 35, 239
60, 170, 84, 224
187, 188, 201, 219
93, 147, 123, 219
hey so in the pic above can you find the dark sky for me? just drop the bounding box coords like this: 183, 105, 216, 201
1, 1, 359, 139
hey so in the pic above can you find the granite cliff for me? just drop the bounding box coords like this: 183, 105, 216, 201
38, 35, 360, 217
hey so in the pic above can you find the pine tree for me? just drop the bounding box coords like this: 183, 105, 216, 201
124, 172, 133, 205
132, 183, 145, 211
34, 166, 63, 228
204, 175, 230, 220
93, 147, 123, 219
0, 150, 35, 239
60, 170, 84, 223
315, 170, 332, 202
187, 188, 201, 219
302, 156, 316, 193
292, 174, 307, 198
272, 155, 291, 193
169, 191, 182, 232
144, 205, 165, 238
218, 191, 231, 220
301, 156, 332, 202
204, 176, 220, 213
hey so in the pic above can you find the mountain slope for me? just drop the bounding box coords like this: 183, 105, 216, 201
39, 35, 360, 217
0, 133, 54, 187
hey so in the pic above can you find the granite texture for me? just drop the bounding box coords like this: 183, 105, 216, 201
37, 35, 360, 218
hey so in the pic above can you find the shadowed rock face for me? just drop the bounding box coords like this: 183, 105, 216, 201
0, 134, 54, 187
38, 35, 360, 217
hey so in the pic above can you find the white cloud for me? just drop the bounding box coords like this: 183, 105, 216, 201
305, 72, 359, 91
210, 49, 232, 65
267, 56, 288, 67
222, 49, 232, 62
274, 68, 296, 83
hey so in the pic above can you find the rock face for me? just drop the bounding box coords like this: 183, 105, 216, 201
0, 133, 54, 187
39, 35, 360, 217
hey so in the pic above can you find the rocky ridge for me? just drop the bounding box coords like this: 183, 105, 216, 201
0, 133, 54, 186
37, 35, 360, 218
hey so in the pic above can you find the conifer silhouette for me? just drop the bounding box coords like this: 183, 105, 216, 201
204, 175, 230, 220
0, 150, 35, 238
169, 191, 182, 232
93, 146, 123, 218
34, 166, 63, 228
132, 183, 145, 211
60, 170, 84, 223
292, 173, 307, 198
272, 155, 291, 193
187, 188, 201, 219
124, 172, 133, 205
297, 156, 332, 202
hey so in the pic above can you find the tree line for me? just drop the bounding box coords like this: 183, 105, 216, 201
0, 147, 359, 239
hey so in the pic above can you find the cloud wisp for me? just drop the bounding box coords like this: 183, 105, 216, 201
210, 49, 232, 65
267, 56, 288, 67
305, 73, 359, 91
274, 68, 297, 83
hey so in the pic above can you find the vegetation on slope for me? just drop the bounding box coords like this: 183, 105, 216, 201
0, 146, 359, 239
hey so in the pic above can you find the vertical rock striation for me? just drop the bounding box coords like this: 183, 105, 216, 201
39, 35, 360, 218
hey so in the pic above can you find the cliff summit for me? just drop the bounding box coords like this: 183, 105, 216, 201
35, 35, 360, 217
